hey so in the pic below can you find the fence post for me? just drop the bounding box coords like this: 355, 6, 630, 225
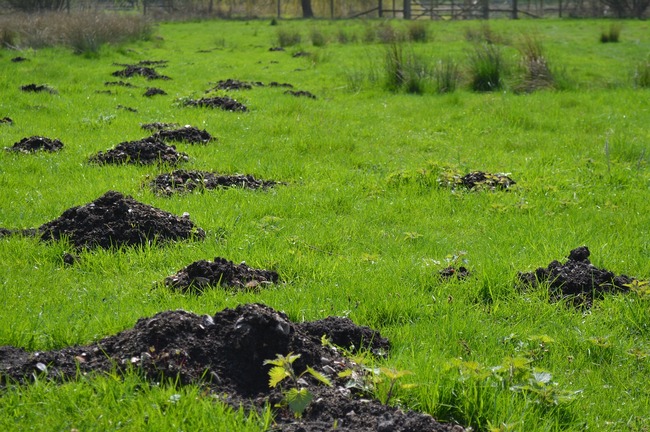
378, 0, 383, 17
403, 0, 411, 18
512, 0, 518, 18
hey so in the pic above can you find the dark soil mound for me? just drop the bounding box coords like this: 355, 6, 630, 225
517, 246, 634, 307
149, 170, 278, 195
5, 136, 63, 153
440, 171, 515, 191
269, 46, 285, 51
0, 117, 13, 124
11, 56, 28, 62
105, 80, 136, 87
117, 105, 138, 112
213, 79, 253, 90
112, 65, 170, 80
141, 122, 178, 131
184, 96, 248, 112
439, 266, 471, 280
285, 89, 316, 99
20, 83, 56, 94
144, 87, 167, 97
38, 190, 205, 249
0, 304, 461, 431
269, 81, 294, 88
150, 126, 214, 144
292, 51, 311, 58
164, 257, 279, 292
88, 137, 188, 166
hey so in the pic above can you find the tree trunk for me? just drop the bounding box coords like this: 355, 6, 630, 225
301, 0, 314, 17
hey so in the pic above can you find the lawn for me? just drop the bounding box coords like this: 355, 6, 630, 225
1, 17, 649, 431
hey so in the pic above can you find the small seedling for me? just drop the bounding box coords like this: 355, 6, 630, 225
264, 352, 331, 417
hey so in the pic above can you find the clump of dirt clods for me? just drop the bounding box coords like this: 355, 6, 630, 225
1, 117, 14, 124
212, 79, 253, 90
11, 56, 28, 62
117, 105, 138, 112
104, 81, 136, 87
183, 96, 248, 112
269, 46, 285, 51
112, 65, 170, 80
144, 87, 167, 97
292, 51, 311, 58
141, 122, 179, 131
88, 137, 188, 166
38, 190, 204, 250
517, 246, 635, 307
164, 257, 280, 292
268, 81, 294, 88
149, 170, 277, 195
20, 83, 57, 94
150, 126, 214, 144
439, 170, 515, 191
5, 136, 63, 153
285, 89, 316, 99
439, 266, 471, 280
0, 303, 463, 431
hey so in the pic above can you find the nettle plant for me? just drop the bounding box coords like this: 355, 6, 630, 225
264, 352, 332, 417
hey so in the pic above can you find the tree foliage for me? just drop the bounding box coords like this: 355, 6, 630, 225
5, 0, 67, 12
600, 0, 650, 17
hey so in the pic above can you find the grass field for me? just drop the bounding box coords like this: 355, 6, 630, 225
1, 17, 650, 431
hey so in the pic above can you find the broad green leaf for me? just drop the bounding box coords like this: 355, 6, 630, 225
286, 387, 313, 417
306, 366, 332, 387
268, 366, 290, 388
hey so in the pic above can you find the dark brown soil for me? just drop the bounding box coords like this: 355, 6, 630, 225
149, 170, 278, 195
0, 303, 463, 432
269, 81, 294, 88
292, 51, 311, 58
141, 122, 179, 131
117, 104, 138, 112
11, 56, 28, 62
5, 136, 63, 153
212, 78, 253, 90
164, 257, 279, 292
441, 171, 516, 191
0, 117, 13, 124
184, 96, 248, 112
150, 126, 215, 144
104, 81, 136, 87
144, 87, 167, 97
439, 266, 471, 280
269, 46, 285, 51
285, 90, 317, 99
37, 190, 205, 250
20, 83, 57, 94
112, 65, 170, 80
88, 137, 188, 166
517, 246, 634, 307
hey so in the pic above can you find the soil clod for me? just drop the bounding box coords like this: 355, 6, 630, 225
0, 303, 460, 431
1, 117, 14, 124
5, 136, 63, 153
150, 126, 215, 144
164, 257, 280, 292
149, 169, 278, 195
105, 81, 136, 87
517, 246, 634, 307
20, 83, 57, 94
144, 87, 167, 97
38, 190, 204, 250
11, 56, 28, 62
440, 170, 516, 191
268, 81, 294, 88
285, 89, 316, 99
439, 266, 471, 280
112, 65, 170, 80
88, 137, 188, 166
141, 122, 178, 131
183, 96, 248, 112
212, 79, 253, 91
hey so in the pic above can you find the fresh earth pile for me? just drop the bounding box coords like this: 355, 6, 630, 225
88, 137, 189, 165
517, 246, 634, 306
150, 170, 277, 195
111, 64, 170, 80
5, 136, 63, 153
0, 304, 462, 432
38, 190, 204, 249
164, 257, 279, 292
440, 170, 516, 191
149, 126, 215, 144
184, 96, 248, 112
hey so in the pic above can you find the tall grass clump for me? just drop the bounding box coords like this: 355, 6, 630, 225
600, 22, 622, 43
0, 12, 153, 54
515, 34, 555, 93
309, 27, 327, 47
407, 20, 429, 42
464, 21, 503, 45
376, 21, 401, 44
276, 27, 301, 47
384, 42, 431, 94
634, 60, 650, 88
468, 43, 504, 92
434, 58, 461, 93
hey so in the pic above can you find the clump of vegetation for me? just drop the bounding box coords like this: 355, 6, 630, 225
634, 59, 650, 88
468, 43, 505, 92
600, 22, 622, 43
376, 21, 401, 44
465, 22, 503, 45
407, 20, 429, 42
276, 27, 301, 47
515, 34, 555, 93
434, 58, 461, 93
309, 27, 327, 47
0, 12, 153, 54
384, 42, 431, 94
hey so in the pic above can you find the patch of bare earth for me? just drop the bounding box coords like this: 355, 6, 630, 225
184, 96, 248, 112
88, 137, 188, 165
0, 303, 464, 432
5, 136, 63, 153
149, 126, 215, 144
149, 170, 277, 195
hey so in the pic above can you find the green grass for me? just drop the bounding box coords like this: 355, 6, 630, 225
1, 17, 650, 431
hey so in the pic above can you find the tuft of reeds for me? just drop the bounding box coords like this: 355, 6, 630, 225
515, 34, 555, 93
600, 23, 622, 43
468, 43, 504, 92
276, 27, 301, 47
634, 60, 650, 88
406, 21, 429, 43
310, 27, 327, 47
384, 42, 431, 94
434, 58, 461, 94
